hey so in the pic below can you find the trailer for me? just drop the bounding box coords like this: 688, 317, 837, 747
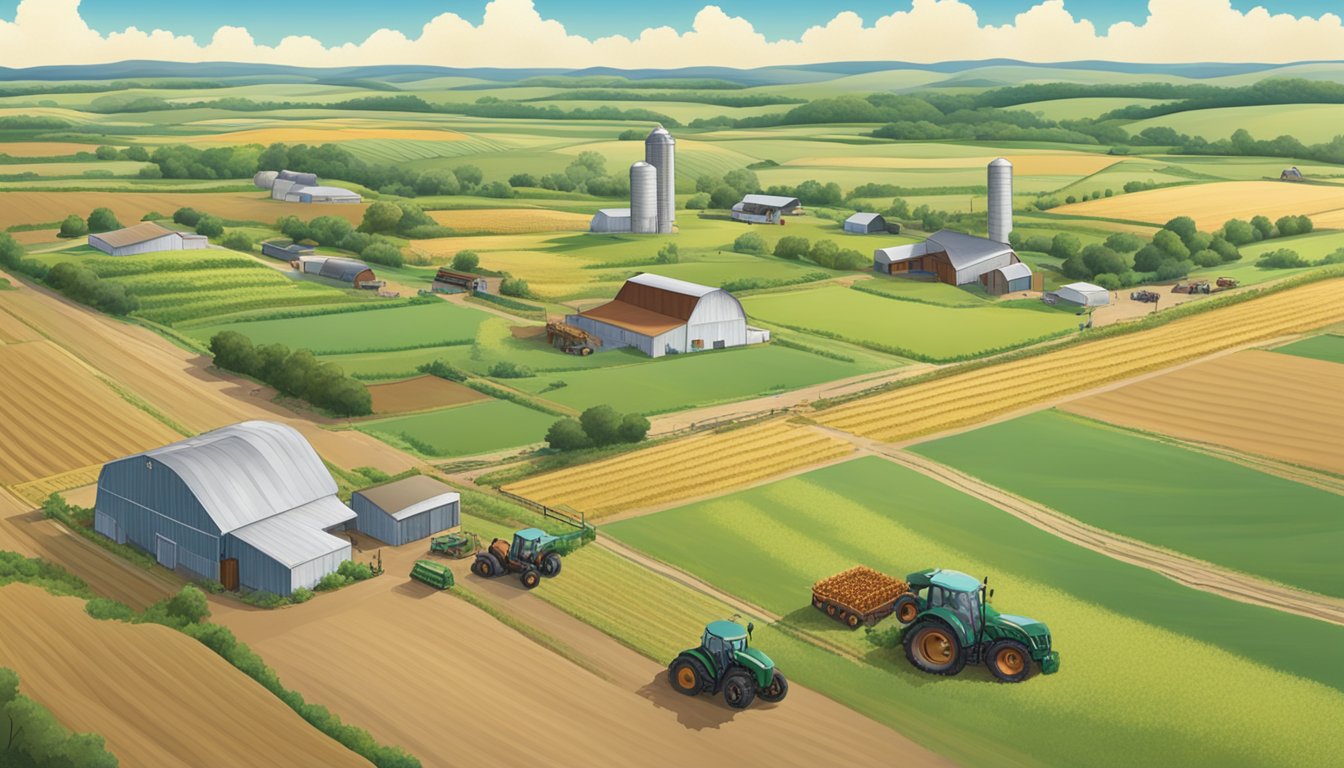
433, 268, 487, 293
1172, 280, 1211, 295
1130, 290, 1160, 303
812, 566, 911, 628
546, 320, 601, 356
1216, 277, 1240, 290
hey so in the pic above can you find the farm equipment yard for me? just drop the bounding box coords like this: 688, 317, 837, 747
2, 9, 1344, 768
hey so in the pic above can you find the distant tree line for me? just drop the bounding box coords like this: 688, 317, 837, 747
546, 405, 650, 452
210, 331, 372, 416
528, 90, 803, 108
511, 151, 629, 196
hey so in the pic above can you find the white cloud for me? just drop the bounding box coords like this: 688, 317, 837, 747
1, 0, 1342, 69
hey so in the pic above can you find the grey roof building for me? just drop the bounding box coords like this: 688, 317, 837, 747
88, 222, 208, 257
261, 240, 315, 260
874, 229, 1027, 287
351, 475, 460, 547
731, 194, 802, 225
844, 212, 888, 234
94, 421, 354, 596
295, 256, 377, 287
590, 207, 633, 233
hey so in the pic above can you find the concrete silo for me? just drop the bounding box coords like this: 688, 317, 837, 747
645, 125, 676, 233
253, 170, 279, 190
988, 157, 1013, 244
630, 161, 658, 234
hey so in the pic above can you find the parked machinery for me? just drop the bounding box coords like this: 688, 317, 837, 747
545, 320, 601, 356
429, 531, 480, 559
409, 560, 454, 590
1130, 290, 1160, 303
667, 619, 788, 709
1216, 277, 1240, 289
471, 527, 587, 589
1172, 280, 1211, 294
895, 568, 1059, 683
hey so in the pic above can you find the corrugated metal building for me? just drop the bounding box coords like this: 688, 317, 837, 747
295, 256, 376, 288
874, 229, 1028, 287
256, 169, 361, 203
731, 194, 802, 225
88, 222, 209, 257
1055, 282, 1110, 307
982, 262, 1035, 295
590, 208, 633, 233
261, 240, 315, 260
94, 421, 354, 596
566, 273, 768, 358
351, 475, 460, 546
844, 212, 889, 234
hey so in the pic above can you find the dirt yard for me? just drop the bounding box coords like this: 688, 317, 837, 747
1061, 349, 1344, 474
0, 191, 368, 230
0, 583, 372, 767
367, 375, 487, 414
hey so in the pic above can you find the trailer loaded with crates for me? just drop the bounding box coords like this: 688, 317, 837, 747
811, 566, 912, 628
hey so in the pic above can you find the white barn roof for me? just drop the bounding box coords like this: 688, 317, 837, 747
874, 241, 930, 265
926, 229, 1016, 271
140, 421, 338, 534
995, 262, 1033, 281
229, 496, 354, 567
1057, 282, 1110, 306
625, 272, 717, 297
846, 212, 882, 225
739, 194, 800, 209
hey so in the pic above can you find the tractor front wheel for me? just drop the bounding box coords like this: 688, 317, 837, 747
904, 621, 966, 677
758, 672, 789, 703
668, 656, 708, 697
721, 670, 756, 710
540, 553, 562, 578
521, 568, 541, 590
987, 640, 1032, 683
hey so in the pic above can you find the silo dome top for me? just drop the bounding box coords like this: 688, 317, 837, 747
646, 125, 674, 144
631, 160, 653, 168
989, 157, 1012, 167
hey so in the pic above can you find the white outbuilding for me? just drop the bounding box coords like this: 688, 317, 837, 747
1055, 282, 1111, 307
567, 273, 769, 358
844, 212, 889, 235
589, 208, 633, 233
88, 222, 209, 256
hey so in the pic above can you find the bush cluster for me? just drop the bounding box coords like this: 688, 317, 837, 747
315, 560, 376, 591
210, 331, 372, 416
546, 405, 651, 452
45, 262, 139, 315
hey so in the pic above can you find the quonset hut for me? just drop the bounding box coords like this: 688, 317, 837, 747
94, 421, 355, 596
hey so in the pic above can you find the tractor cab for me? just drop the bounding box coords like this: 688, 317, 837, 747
509, 528, 554, 562
702, 620, 751, 672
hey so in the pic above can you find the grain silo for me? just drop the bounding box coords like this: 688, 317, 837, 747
253, 170, 279, 190
988, 158, 1013, 244
630, 161, 658, 234
645, 125, 676, 234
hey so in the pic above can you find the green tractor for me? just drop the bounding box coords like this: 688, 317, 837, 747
667, 619, 788, 709
470, 527, 584, 589
893, 568, 1060, 683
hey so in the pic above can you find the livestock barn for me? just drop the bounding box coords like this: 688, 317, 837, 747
261, 240, 315, 260
843, 212, 894, 235
874, 229, 1030, 287
295, 256, 377, 288
255, 169, 362, 203
567, 273, 769, 358
351, 475, 461, 546
88, 222, 208, 256
981, 262, 1038, 295
94, 421, 355, 596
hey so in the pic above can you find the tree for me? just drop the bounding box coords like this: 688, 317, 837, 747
809, 239, 839, 267
1221, 218, 1256, 245
774, 235, 810, 260
1275, 214, 1313, 237
360, 241, 403, 268
1103, 232, 1143, 253
1081, 244, 1127, 277
508, 173, 537, 188
163, 585, 210, 624
1209, 235, 1241, 262
1250, 215, 1275, 240
140, 210, 164, 221
1163, 216, 1198, 245
360, 201, 404, 234
685, 193, 709, 210
1049, 233, 1082, 260
733, 231, 767, 255
1155, 260, 1194, 280
1152, 229, 1190, 260
221, 231, 253, 251
499, 277, 530, 297
173, 207, 202, 226
94, 145, 118, 160
722, 168, 759, 196
1191, 248, 1223, 268
210, 331, 259, 374
122, 145, 150, 161
480, 180, 514, 199
451, 250, 480, 272
1092, 272, 1122, 290
546, 418, 591, 451
709, 184, 739, 209
885, 198, 911, 219
655, 243, 679, 264
579, 405, 623, 447
195, 215, 224, 237
1256, 248, 1309, 269
1185, 231, 1213, 253
86, 207, 120, 233
453, 164, 484, 188
58, 214, 88, 238
618, 413, 651, 443
695, 174, 718, 193
1132, 244, 1166, 273
414, 168, 461, 196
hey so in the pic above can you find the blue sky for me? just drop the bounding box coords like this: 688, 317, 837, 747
13, 0, 1338, 47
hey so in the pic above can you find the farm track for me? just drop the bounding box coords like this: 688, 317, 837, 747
818, 278, 1344, 442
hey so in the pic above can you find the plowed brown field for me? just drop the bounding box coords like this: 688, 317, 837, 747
0, 191, 367, 230
1060, 350, 1344, 474
367, 375, 486, 414
0, 583, 371, 768
818, 278, 1344, 443
0, 340, 179, 484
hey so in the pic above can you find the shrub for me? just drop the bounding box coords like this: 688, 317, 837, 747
86, 207, 121, 233
173, 207, 202, 226
579, 405, 624, 446
499, 277, 530, 297
1104, 232, 1143, 253
290, 587, 314, 603
195, 215, 224, 237
508, 173, 538, 187
361, 241, 404, 268
1256, 248, 1310, 269
241, 590, 288, 608
733, 231, 767, 255
489, 361, 532, 378
336, 560, 375, 582
1155, 260, 1194, 280
361, 201, 404, 234
546, 418, 591, 451
774, 235, 810, 260
685, 193, 710, 210
417, 359, 468, 382
618, 413, 651, 443
1092, 272, 1122, 290
222, 231, 254, 251
164, 585, 211, 624
86, 598, 136, 621
655, 243, 680, 264
1191, 248, 1223, 268
140, 210, 165, 221
314, 573, 349, 592
451, 250, 480, 272
1049, 233, 1082, 260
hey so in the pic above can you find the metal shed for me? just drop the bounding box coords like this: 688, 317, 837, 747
844, 212, 887, 234
1055, 282, 1111, 307
590, 208, 633, 233
94, 421, 354, 596
88, 222, 208, 257
982, 262, 1035, 295
351, 475, 461, 546
731, 194, 801, 225
874, 229, 1020, 286
261, 240, 315, 260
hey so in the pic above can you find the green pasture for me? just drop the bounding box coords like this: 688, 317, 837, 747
1129, 104, 1344, 145
185, 301, 491, 354
741, 284, 1078, 360
1010, 97, 1172, 121
356, 398, 554, 458
851, 276, 990, 306
912, 410, 1344, 597
1272, 333, 1344, 364
511, 342, 891, 415
603, 456, 1344, 767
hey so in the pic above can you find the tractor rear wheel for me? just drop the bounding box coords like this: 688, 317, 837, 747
721, 670, 756, 710
904, 620, 966, 676
540, 553, 562, 578
987, 640, 1031, 683
521, 568, 541, 590
758, 672, 789, 703
893, 594, 919, 625
473, 553, 500, 578
668, 656, 708, 697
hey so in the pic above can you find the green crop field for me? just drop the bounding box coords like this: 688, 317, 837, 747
601, 456, 1344, 767
1272, 333, 1344, 364
741, 284, 1079, 361
356, 398, 555, 457
186, 301, 492, 354
1011, 97, 1172, 121
1129, 104, 1344, 145
911, 410, 1344, 597
510, 342, 891, 414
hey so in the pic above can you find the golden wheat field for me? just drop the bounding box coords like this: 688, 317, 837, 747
817, 278, 1344, 443
169, 126, 468, 145
428, 208, 592, 234
0, 142, 103, 157
1060, 350, 1344, 474
504, 421, 853, 517
1053, 181, 1344, 230
0, 340, 180, 484
0, 191, 368, 230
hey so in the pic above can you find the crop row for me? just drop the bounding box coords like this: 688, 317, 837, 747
112, 269, 294, 296
137, 292, 354, 325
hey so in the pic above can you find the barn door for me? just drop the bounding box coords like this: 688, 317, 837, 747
155, 535, 177, 570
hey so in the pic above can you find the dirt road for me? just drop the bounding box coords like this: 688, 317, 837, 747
0, 583, 371, 768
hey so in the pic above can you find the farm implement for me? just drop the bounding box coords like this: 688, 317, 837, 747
409, 560, 454, 590
1130, 289, 1160, 303
1173, 280, 1211, 295
812, 566, 912, 628
429, 531, 480, 559
667, 619, 788, 709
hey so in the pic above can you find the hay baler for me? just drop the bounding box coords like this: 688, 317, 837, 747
470, 527, 585, 589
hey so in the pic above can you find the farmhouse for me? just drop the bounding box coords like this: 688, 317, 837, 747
589, 208, 632, 233
874, 229, 1029, 287
295, 255, 377, 288
731, 194, 802, 225
254, 169, 362, 204
93, 421, 355, 596
982, 262, 1037, 295
843, 212, 894, 235
88, 222, 208, 256
567, 273, 769, 358
260, 240, 314, 260
351, 475, 460, 546
1055, 282, 1111, 307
